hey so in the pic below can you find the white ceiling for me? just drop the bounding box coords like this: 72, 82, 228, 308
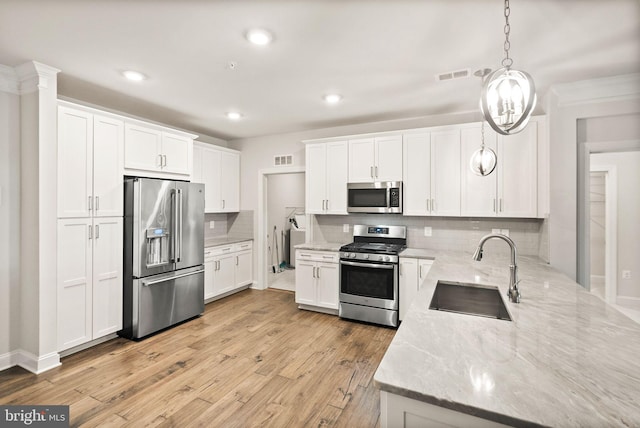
1, 0, 639, 141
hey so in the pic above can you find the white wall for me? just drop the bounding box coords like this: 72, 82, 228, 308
591, 152, 640, 299
266, 173, 305, 264
589, 172, 605, 277
0, 76, 21, 363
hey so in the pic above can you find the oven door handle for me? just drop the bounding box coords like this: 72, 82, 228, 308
340, 260, 395, 269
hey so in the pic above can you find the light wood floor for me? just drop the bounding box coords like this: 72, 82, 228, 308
0, 289, 396, 427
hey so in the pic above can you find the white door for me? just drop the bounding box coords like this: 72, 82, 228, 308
403, 133, 431, 216
460, 125, 498, 217
57, 218, 93, 351
399, 258, 417, 321
235, 250, 253, 287
498, 123, 538, 217
204, 255, 215, 300
325, 141, 349, 214
348, 138, 375, 182
295, 261, 316, 306
92, 217, 123, 338
192, 145, 204, 183
375, 135, 403, 181
431, 130, 461, 216
202, 147, 220, 213
57, 106, 93, 218
220, 151, 240, 212
161, 132, 191, 175
418, 260, 433, 289
124, 124, 162, 172
92, 115, 124, 217
213, 254, 236, 296
305, 143, 327, 214
316, 262, 339, 310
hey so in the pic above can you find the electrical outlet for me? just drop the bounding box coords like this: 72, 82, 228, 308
424, 227, 432, 237
209, 220, 215, 229
501, 229, 509, 237
622, 270, 631, 279
343, 224, 349, 233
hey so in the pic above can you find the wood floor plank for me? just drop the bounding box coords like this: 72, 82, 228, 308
0, 289, 395, 427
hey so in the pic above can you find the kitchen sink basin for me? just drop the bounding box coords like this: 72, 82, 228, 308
429, 280, 512, 321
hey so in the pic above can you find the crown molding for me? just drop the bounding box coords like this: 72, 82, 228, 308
14, 61, 60, 95
549, 73, 640, 107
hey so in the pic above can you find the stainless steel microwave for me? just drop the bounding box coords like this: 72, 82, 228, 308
347, 182, 403, 214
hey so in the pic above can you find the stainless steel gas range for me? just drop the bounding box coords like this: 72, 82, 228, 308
339, 225, 406, 327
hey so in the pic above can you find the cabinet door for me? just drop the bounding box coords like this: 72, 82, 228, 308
403, 133, 431, 216
57, 218, 93, 351
498, 123, 538, 217
202, 147, 221, 213
58, 106, 93, 218
220, 151, 240, 212
418, 260, 433, 289
235, 250, 253, 287
375, 135, 403, 181
92, 217, 123, 338
348, 138, 375, 182
204, 254, 215, 300
325, 141, 348, 214
161, 132, 191, 175
93, 115, 124, 217
460, 126, 498, 217
124, 124, 162, 172
192, 144, 204, 183
295, 260, 316, 306
305, 143, 327, 214
213, 254, 236, 296
316, 262, 339, 310
431, 130, 461, 216
399, 258, 418, 321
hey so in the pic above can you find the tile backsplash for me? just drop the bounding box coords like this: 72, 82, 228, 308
204, 210, 254, 240
313, 214, 548, 260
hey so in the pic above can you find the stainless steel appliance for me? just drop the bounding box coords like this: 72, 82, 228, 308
347, 181, 402, 214
121, 177, 205, 339
339, 225, 406, 327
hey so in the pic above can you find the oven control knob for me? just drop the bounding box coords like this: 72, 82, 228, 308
384, 256, 391, 262
349, 253, 356, 258
363, 254, 369, 259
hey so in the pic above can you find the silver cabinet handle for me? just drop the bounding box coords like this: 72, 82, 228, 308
88, 224, 92, 240
431, 199, 435, 212
316, 266, 320, 279
162, 154, 167, 167
325, 199, 329, 211
500, 198, 503, 212
222, 247, 231, 252
419, 264, 423, 279
370, 166, 374, 178
95, 196, 99, 211
340, 260, 395, 269
222, 199, 225, 209
375, 165, 378, 178
312, 266, 315, 278
95, 224, 100, 239
158, 154, 163, 167
88, 196, 93, 211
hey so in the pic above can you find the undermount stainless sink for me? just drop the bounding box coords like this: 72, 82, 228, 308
429, 280, 512, 321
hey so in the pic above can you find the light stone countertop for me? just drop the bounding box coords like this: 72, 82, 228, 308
204, 236, 253, 248
294, 242, 344, 252
374, 250, 640, 427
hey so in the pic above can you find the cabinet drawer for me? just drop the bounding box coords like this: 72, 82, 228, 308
205, 245, 234, 257
295, 250, 338, 263
233, 241, 253, 252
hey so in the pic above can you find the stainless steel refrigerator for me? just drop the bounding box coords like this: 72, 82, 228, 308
121, 177, 205, 339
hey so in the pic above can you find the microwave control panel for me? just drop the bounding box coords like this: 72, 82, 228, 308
389, 188, 400, 207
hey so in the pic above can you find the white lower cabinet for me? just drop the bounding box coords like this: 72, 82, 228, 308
57, 217, 123, 351
399, 257, 433, 321
295, 250, 339, 311
204, 241, 253, 301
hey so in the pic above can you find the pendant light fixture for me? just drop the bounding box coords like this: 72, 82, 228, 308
480, 0, 536, 135
471, 69, 497, 177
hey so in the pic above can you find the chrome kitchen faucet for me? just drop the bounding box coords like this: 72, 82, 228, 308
472, 233, 521, 303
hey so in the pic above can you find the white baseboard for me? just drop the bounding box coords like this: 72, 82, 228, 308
0, 349, 61, 374
0, 350, 22, 372
617, 296, 640, 311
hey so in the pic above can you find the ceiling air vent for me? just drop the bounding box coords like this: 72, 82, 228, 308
436, 69, 470, 82
274, 154, 293, 166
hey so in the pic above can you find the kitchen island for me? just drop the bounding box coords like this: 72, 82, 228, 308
374, 250, 640, 427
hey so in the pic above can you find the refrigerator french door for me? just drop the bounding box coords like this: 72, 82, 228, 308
121, 177, 205, 339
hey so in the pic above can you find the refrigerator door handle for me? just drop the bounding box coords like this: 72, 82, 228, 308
171, 189, 177, 263
177, 188, 183, 262
142, 268, 205, 287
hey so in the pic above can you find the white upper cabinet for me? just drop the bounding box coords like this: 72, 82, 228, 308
403, 130, 460, 216
124, 122, 194, 178
306, 141, 348, 214
348, 135, 402, 182
58, 105, 124, 218
193, 142, 240, 213
461, 122, 538, 218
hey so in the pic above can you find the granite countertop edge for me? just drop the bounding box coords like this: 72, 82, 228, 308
204, 236, 253, 247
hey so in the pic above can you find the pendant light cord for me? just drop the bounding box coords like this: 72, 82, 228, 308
502, 0, 513, 68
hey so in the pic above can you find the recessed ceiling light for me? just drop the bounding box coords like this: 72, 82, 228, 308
245, 29, 273, 46
122, 70, 147, 81
323, 94, 342, 104
226, 111, 243, 120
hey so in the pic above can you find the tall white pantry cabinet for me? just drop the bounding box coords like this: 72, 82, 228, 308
57, 103, 124, 352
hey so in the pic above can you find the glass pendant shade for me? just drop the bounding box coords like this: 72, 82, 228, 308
480, 67, 536, 135
470, 146, 497, 176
